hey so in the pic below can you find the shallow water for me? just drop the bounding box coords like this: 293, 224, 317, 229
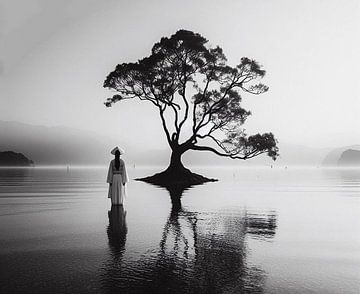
0, 167, 359, 293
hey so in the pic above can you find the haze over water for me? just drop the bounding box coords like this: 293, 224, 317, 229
0, 166, 359, 293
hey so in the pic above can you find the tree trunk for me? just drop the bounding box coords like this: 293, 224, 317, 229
166, 148, 187, 173
136, 144, 217, 188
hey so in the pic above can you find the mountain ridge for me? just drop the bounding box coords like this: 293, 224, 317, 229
0, 151, 34, 166
322, 145, 360, 166
1, 120, 358, 167
338, 149, 360, 166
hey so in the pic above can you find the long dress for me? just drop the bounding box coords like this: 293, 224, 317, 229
107, 159, 128, 205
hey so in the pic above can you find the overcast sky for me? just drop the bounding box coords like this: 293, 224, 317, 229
0, 0, 359, 149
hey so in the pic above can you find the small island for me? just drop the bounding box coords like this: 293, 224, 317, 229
338, 149, 360, 166
0, 151, 34, 167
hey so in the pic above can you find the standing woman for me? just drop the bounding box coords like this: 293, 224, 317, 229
107, 147, 128, 205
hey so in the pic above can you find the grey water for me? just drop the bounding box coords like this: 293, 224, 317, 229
0, 167, 359, 294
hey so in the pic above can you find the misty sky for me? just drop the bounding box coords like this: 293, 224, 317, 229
0, 0, 359, 149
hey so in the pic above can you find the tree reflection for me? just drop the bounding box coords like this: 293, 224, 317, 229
157, 185, 276, 293
101, 184, 277, 294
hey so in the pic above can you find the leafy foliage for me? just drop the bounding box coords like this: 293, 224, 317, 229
104, 30, 278, 161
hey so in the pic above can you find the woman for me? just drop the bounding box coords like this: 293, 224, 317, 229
107, 147, 128, 205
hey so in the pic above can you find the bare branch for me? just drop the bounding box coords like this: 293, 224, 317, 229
190, 144, 267, 160
159, 107, 173, 147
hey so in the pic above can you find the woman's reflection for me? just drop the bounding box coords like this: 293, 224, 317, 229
107, 205, 127, 258
100, 205, 128, 293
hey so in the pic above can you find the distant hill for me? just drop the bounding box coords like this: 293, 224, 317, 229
1, 120, 355, 167
322, 145, 360, 166
0, 151, 34, 166
0, 121, 129, 165
338, 149, 360, 166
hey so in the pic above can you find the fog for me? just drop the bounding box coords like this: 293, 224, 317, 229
1, 0, 359, 154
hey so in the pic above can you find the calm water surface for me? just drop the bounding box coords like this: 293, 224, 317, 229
0, 167, 359, 293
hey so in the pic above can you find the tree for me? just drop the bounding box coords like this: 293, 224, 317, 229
104, 30, 278, 186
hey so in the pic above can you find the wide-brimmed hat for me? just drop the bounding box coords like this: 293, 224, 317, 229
111, 146, 125, 155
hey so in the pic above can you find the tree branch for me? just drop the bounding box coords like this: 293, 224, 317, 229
190, 144, 267, 159
170, 102, 180, 135
177, 55, 190, 138
192, 73, 212, 132
159, 107, 173, 147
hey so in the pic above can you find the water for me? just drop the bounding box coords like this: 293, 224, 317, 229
0, 167, 359, 293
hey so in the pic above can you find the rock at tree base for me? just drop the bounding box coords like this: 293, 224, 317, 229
136, 168, 217, 188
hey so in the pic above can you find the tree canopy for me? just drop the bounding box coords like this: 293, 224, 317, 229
104, 30, 278, 166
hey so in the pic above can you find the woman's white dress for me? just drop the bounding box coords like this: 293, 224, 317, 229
107, 159, 128, 205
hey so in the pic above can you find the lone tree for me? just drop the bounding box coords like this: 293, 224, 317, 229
104, 30, 278, 186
